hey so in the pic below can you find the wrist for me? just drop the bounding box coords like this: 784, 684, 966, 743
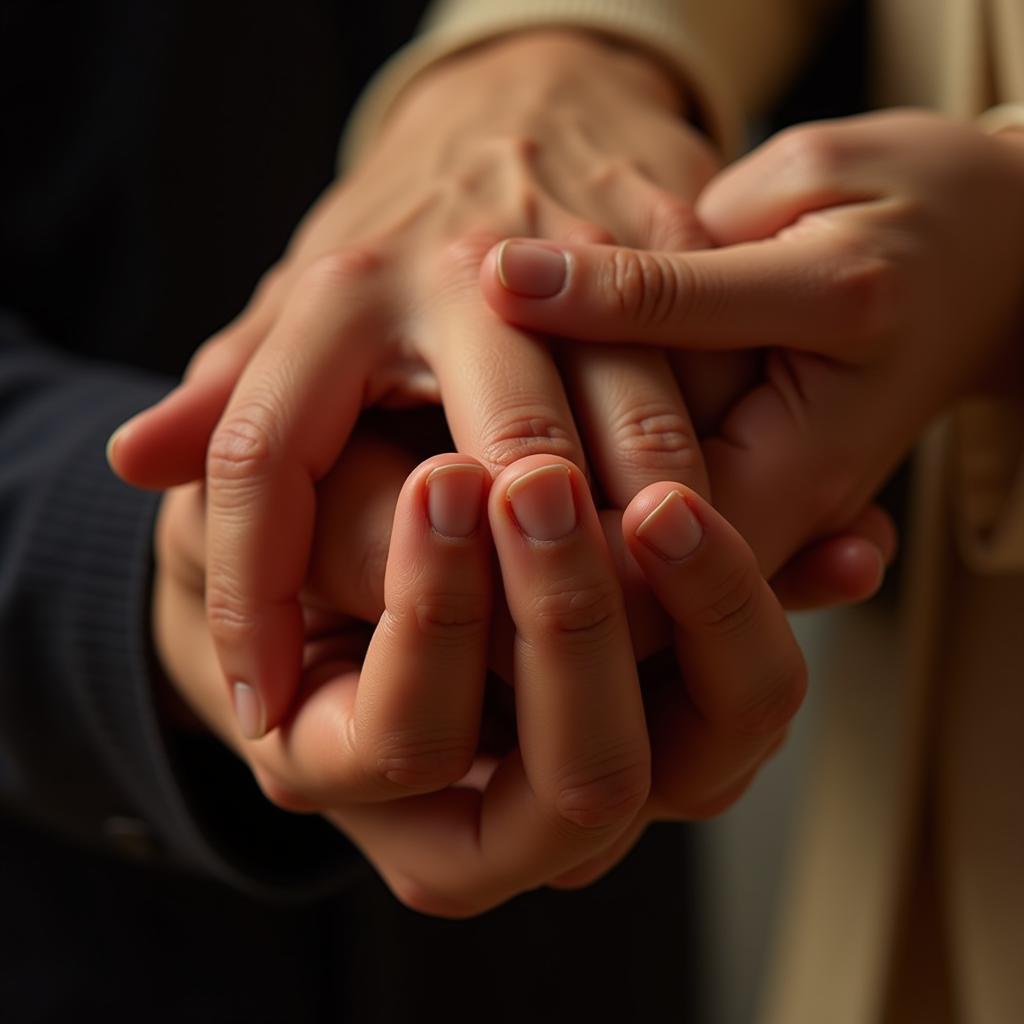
388, 27, 689, 132
467, 28, 687, 115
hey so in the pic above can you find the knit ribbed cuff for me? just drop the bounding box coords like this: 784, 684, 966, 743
339, 0, 742, 168
25, 369, 362, 899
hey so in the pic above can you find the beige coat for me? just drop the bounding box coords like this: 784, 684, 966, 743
349, 3, 1024, 1020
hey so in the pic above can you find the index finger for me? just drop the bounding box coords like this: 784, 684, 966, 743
205, 252, 381, 738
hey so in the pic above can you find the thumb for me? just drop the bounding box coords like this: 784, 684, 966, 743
480, 233, 851, 353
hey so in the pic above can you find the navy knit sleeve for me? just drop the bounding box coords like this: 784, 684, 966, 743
0, 313, 363, 899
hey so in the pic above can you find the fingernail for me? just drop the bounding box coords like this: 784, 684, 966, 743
233, 681, 266, 740
426, 463, 486, 537
507, 464, 576, 541
497, 240, 569, 298
105, 421, 130, 468
636, 491, 703, 560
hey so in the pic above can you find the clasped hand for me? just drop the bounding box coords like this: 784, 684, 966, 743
107, 37, 1024, 916
155, 431, 806, 916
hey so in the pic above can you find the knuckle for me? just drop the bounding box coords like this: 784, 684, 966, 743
730, 657, 808, 738
527, 579, 622, 644
207, 404, 281, 484
586, 155, 648, 188
551, 740, 650, 832
302, 247, 383, 291
478, 402, 578, 469
604, 248, 692, 329
691, 565, 762, 640
371, 727, 477, 791
827, 245, 901, 354
611, 402, 701, 476
205, 581, 255, 644
647, 194, 708, 250
437, 230, 505, 291
773, 124, 846, 188
409, 591, 488, 645
486, 131, 540, 165
566, 220, 616, 246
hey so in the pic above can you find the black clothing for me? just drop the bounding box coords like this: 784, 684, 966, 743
0, 3, 699, 1020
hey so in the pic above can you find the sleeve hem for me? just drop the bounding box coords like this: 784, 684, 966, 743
338, 1, 743, 169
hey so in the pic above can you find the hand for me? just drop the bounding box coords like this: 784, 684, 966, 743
112, 29, 726, 736
479, 110, 1024, 572
154, 410, 866, 916
328, 457, 811, 912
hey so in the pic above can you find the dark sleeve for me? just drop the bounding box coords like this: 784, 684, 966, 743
0, 312, 364, 900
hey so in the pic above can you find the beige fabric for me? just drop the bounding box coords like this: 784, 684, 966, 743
763, 3, 1024, 1021
342, 1, 1024, 1019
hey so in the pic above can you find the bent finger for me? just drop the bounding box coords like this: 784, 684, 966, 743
326, 457, 651, 915
625, 483, 807, 738
255, 455, 493, 807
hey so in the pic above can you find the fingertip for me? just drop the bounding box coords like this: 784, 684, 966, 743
233, 681, 267, 741
829, 537, 887, 601
480, 239, 574, 322
772, 536, 887, 612
422, 457, 490, 539
488, 454, 588, 545
623, 482, 714, 562
634, 490, 704, 562
105, 417, 134, 480
108, 385, 218, 489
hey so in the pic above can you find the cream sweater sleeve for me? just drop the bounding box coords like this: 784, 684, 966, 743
340, 0, 838, 167
952, 103, 1024, 573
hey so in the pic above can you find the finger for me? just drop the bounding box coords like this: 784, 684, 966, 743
622, 483, 806, 816
566, 164, 712, 250
107, 268, 283, 489
559, 345, 709, 506
771, 538, 885, 611
626, 483, 806, 739
329, 456, 651, 916
702, 342, 914, 579
420, 233, 588, 476
671, 350, 761, 437
205, 252, 380, 738
480, 231, 870, 356
770, 504, 897, 611
351, 456, 492, 793
545, 813, 648, 891
696, 119, 880, 245
490, 456, 650, 837
257, 454, 494, 806
304, 433, 417, 623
